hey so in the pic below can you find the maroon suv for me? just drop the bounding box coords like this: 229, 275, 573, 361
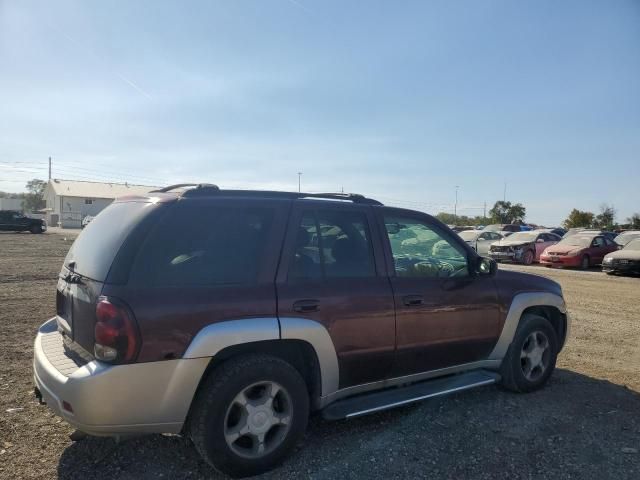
33, 185, 570, 477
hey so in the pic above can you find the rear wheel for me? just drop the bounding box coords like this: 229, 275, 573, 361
500, 314, 558, 393
189, 354, 309, 478
30, 225, 42, 234
580, 255, 590, 270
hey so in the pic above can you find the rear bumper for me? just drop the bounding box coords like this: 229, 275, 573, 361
33, 318, 209, 436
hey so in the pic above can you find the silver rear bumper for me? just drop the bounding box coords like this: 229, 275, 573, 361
33, 318, 210, 436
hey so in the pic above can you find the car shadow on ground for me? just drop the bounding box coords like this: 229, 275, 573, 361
57, 369, 640, 480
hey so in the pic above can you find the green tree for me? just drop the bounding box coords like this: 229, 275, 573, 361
22, 179, 46, 212
593, 204, 615, 230
562, 209, 595, 229
488, 201, 526, 224
626, 213, 640, 229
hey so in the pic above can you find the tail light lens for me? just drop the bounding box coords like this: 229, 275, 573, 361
94, 296, 140, 364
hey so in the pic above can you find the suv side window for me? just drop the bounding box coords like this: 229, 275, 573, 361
288, 210, 375, 281
592, 236, 605, 248
130, 205, 275, 286
384, 216, 469, 278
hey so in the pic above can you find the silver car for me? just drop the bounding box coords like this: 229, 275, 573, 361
458, 230, 503, 255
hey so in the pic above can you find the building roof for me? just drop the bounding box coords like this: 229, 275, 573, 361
46, 179, 161, 199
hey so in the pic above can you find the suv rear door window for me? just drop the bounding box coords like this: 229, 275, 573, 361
130, 204, 275, 286
288, 210, 375, 281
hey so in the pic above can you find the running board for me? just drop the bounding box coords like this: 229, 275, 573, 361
321, 370, 500, 420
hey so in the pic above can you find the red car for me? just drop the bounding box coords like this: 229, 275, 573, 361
540, 233, 618, 269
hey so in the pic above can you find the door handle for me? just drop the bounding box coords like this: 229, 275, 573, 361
402, 295, 424, 307
293, 299, 320, 313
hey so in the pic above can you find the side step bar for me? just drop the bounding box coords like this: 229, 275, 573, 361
321, 370, 500, 420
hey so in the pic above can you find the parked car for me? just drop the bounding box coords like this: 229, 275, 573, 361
0, 210, 46, 233
483, 223, 521, 233
613, 230, 640, 248
33, 185, 570, 477
540, 233, 618, 269
488, 231, 561, 265
536, 227, 566, 238
602, 238, 640, 275
81, 215, 95, 229
458, 230, 503, 255
563, 228, 616, 242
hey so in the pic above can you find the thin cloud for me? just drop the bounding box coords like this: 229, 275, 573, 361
285, 0, 313, 14
46, 23, 153, 100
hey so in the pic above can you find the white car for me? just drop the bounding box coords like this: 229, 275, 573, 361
458, 230, 504, 255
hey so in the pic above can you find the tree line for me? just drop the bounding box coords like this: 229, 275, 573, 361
437, 200, 640, 230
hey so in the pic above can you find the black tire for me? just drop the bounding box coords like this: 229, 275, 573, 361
499, 314, 559, 393
30, 225, 42, 234
521, 249, 534, 265
189, 354, 309, 478
580, 255, 590, 270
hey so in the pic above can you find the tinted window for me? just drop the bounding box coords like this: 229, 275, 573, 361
592, 237, 605, 248
64, 201, 157, 281
288, 210, 375, 281
130, 204, 274, 286
384, 216, 468, 278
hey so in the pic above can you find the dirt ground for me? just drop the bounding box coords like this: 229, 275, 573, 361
1, 231, 638, 479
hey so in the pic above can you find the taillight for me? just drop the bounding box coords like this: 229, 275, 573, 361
94, 296, 140, 364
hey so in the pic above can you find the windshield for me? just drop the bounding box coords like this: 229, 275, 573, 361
458, 231, 479, 241
558, 236, 592, 247
64, 201, 159, 281
623, 239, 640, 251
615, 232, 640, 246
505, 232, 537, 242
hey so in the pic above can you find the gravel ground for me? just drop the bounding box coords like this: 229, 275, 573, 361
1, 232, 639, 479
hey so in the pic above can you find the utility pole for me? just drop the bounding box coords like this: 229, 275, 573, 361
48, 157, 52, 180
503, 182, 507, 202
297, 172, 302, 193
483, 201, 487, 220
454, 185, 459, 224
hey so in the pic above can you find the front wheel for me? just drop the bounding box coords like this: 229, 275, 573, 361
499, 314, 558, 393
30, 225, 43, 234
189, 354, 309, 478
521, 250, 534, 265
580, 255, 590, 270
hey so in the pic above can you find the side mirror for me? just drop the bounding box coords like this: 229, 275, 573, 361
536, 238, 545, 243
385, 223, 401, 235
477, 257, 497, 276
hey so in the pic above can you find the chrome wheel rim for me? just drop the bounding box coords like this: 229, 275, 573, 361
223, 381, 292, 459
520, 331, 550, 382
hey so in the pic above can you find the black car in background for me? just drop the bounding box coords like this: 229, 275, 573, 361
0, 210, 46, 233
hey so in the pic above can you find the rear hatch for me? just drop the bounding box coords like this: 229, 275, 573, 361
56, 198, 169, 356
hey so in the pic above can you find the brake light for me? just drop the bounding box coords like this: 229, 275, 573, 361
94, 297, 140, 363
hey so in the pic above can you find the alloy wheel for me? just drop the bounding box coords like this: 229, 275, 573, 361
223, 381, 292, 459
520, 331, 550, 382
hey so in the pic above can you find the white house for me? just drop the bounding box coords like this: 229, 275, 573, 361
43, 179, 160, 228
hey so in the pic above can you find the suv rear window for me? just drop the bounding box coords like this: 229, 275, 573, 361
64, 201, 156, 281
129, 204, 275, 286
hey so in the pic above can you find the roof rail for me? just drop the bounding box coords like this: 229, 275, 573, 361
150, 183, 219, 193
149, 185, 382, 205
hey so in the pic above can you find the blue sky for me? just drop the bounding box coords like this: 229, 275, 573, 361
1, 0, 638, 225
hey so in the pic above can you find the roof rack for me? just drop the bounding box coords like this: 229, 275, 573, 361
150, 183, 220, 193
150, 185, 383, 205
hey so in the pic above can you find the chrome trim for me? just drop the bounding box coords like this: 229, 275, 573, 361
279, 317, 340, 398
182, 317, 280, 359
346, 378, 497, 418
318, 359, 501, 408
488, 292, 567, 360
